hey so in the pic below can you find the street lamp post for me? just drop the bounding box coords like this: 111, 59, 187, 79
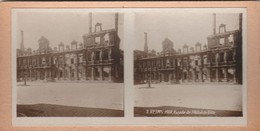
148, 68, 151, 88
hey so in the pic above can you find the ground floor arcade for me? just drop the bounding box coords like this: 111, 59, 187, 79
135, 67, 237, 84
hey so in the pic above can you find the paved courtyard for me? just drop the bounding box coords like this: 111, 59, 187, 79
135, 84, 243, 112
17, 82, 243, 116
17, 82, 124, 110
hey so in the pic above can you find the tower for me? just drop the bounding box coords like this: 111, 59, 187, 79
89, 12, 92, 33
239, 13, 242, 31
213, 13, 216, 35
144, 32, 148, 53
115, 13, 119, 34
20, 30, 24, 51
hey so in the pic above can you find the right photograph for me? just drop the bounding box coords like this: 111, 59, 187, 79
133, 11, 244, 117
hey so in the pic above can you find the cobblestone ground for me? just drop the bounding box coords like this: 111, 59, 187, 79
17, 82, 124, 110
135, 84, 242, 111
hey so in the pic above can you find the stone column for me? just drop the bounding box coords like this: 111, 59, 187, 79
63, 68, 65, 80
35, 70, 36, 80
192, 70, 196, 82
216, 53, 219, 65
158, 71, 161, 82
68, 69, 71, 80
215, 52, 219, 82
38, 70, 40, 80
36, 70, 38, 80
81, 67, 85, 80
173, 71, 175, 82
108, 48, 112, 60
215, 68, 219, 82
108, 66, 112, 81
32, 70, 34, 81
154, 72, 157, 82
161, 72, 164, 82
49, 69, 51, 81
100, 50, 103, 61
186, 70, 189, 82
35, 70, 37, 80
91, 52, 95, 61
99, 66, 103, 80
85, 66, 88, 80
223, 68, 227, 82
115, 66, 119, 78
33, 70, 35, 81
141, 73, 144, 83
181, 71, 184, 82
45, 70, 48, 81
224, 51, 227, 63
76, 54, 79, 80
29, 70, 32, 81
208, 68, 211, 82
169, 73, 172, 84
233, 50, 236, 62
58, 70, 60, 80
200, 71, 203, 82
91, 67, 95, 81
233, 68, 237, 83
30, 70, 32, 81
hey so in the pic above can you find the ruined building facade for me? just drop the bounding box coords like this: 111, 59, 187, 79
17, 13, 124, 82
134, 13, 243, 84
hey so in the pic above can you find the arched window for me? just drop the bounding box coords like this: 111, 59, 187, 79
95, 51, 100, 60
42, 57, 46, 65
219, 53, 224, 62
102, 50, 109, 60
79, 54, 83, 63
95, 37, 101, 44
228, 34, 234, 44
211, 54, 215, 63
219, 38, 225, 45
227, 51, 233, 61
215, 53, 219, 62
104, 33, 110, 45
203, 55, 207, 65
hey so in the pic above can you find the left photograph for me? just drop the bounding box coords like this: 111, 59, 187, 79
13, 9, 124, 117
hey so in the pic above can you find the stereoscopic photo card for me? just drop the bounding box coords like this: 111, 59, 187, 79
10, 7, 247, 126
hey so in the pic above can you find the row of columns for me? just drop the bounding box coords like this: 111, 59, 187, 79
139, 49, 236, 71
139, 67, 237, 84
19, 69, 52, 81
213, 68, 236, 83
91, 48, 112, 61
91, 66, 112, 81
214, 50, 236, 63
20, 66, 84, 81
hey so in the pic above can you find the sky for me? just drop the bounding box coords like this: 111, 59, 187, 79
14, 9, 242, 53
15, 9, 124, 51
134, 12, 240, 52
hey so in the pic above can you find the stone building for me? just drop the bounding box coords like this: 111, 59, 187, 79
17, 13, 123, 82
134, 13, 243, 84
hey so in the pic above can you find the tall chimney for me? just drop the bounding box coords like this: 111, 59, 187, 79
213, 13, 216, 35
144, 32, 148, 53
239, 13, 242, 31
115, 13, 118, 34
89, 12, 92, 33
20, 30, 24, 51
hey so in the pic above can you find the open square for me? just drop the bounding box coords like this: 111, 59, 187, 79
17, 82, 124, 117
134, 84, 242, 117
